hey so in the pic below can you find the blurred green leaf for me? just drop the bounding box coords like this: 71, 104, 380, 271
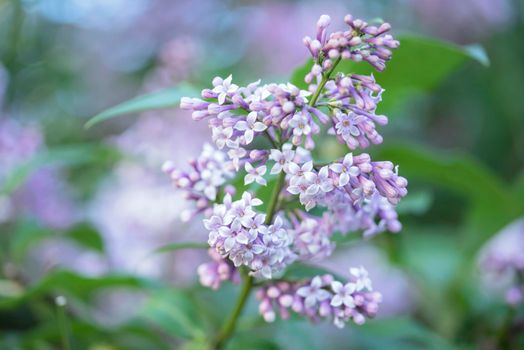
1, 144, 117, 195
0, 280, 24, 298
9, 219, 54, 261
0, 270, 160, 309
355, 317, 458, 350
290, 35, 489, 113
85, 83, 197, 129
513, 170, 524, 203
138, 289, 207, 341
6, 319, 173, 350
226, 334, 281, 350
373, 142, 523, 251
180, 338, 212, 350
153, 242, 208, 255
396, 190, 433, 215
65, 223, 104, 253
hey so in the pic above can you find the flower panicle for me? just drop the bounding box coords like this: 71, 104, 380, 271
166, 13, 407, 330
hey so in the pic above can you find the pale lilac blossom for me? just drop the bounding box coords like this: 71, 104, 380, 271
244, 163, 267, 186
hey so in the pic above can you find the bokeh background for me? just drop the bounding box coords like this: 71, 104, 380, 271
0, 0, 523, 349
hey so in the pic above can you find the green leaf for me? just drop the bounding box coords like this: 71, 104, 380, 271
85, 83, 197, 129
138, 289, 207, 341
1, 144, 115, 195
355, 317, 457, 350
0, 270, 160, 309
181, 339, 212, 350
65, 223, 105, 253
396, 190, 433, 215
9, 219, 55, 261
226, 334, 281, 350
373, 142, 523, 251
153, 242, 208, 255
290, 35, 489, 113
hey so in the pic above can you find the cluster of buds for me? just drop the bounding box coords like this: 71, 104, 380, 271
257, 268, 381, 328
197, 249, 239, 290
166, 13, 405, 329
304, 14, 399, 79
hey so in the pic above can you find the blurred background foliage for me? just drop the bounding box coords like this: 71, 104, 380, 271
0, 0, 523, 349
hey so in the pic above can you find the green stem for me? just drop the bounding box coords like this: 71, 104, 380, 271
308, 56, 342, 107
495, 306, 515, 349
213, 269, 253, 349
265, 171, 286, 225
56, 302, 71, 350
213, 169, 286, 349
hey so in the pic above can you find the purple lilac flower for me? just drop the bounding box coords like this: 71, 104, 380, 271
282, 150, 406, 237
197, 248, 239, 290
289, 212, 335, 262
256, 268, 381, 328
203, 193, 296, 279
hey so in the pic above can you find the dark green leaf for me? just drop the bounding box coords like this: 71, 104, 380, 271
0, 270, 160, 309
373, 142, 523, 251
65, 223, 105, 253
85, 83, 197, 129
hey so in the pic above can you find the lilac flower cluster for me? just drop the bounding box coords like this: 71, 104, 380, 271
257, 267, 381, 328
166, 13, 406, 329
283, 151, 406, 236
203, 192, 296, 279
163, 143, 235, 221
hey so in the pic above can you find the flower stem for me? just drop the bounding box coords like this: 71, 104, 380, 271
308, 56, 342, 107
213, 268, 253, 349
265, 171, 286, 225
213, 169, 286, 349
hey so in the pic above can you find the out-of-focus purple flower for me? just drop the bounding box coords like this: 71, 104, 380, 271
0, 118, 76, 229
413, 0, 512, 42
289, 212, 335, 261
197, 248, 239, 290
478, 218, 524, 306
90, 112, 208, 280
